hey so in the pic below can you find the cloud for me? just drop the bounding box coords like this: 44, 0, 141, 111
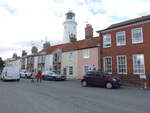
0, 48, 16, 52
0, 0, 150, 60
0, 4, 17, 15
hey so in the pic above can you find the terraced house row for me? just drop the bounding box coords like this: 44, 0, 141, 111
6, 12, 150, 87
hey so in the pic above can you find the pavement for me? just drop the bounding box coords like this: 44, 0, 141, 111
0, 79, 149, 113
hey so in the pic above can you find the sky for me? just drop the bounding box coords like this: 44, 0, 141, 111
0, 0, 150, 60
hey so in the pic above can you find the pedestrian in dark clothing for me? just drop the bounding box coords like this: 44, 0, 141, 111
37, 69, 42, 83
31, 69, 36, 83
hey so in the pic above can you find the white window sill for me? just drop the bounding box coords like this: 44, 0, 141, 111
117, 73, 127, 75
132, 41, 143, 44
116, 44, 126, 46
103, 46, 111, 48
83, 57, 90, 59
133, 73, 145, 75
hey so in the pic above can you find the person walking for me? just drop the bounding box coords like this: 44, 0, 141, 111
31, 69, 36, 83
37, 69, 42, 83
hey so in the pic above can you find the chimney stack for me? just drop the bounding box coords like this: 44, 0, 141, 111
69, 33, 77, 42
31, 46, 38, 54
22, 50, 27, 57
85, 24, 93, 39
43, 42, 50, 49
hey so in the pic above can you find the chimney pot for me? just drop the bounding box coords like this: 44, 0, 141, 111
85, 24, 93, 39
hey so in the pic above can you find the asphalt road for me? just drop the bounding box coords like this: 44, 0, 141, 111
0, 79, 150, 113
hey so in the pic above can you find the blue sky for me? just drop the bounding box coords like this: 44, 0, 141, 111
0, 0, 150, 60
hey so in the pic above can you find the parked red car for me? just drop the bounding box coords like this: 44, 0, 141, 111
81, 71, 121, 89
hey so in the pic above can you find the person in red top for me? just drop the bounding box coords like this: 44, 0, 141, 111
37, 69, 42, 83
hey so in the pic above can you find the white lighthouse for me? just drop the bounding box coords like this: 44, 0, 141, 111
63, 10, 77, 43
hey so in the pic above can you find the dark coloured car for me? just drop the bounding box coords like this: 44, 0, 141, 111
42, 71, 66, 81
81, 71, 121, 89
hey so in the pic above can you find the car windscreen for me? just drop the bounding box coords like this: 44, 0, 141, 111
44, 72, 53, 75
86, 71, 109, 76
86, 71, 95, 76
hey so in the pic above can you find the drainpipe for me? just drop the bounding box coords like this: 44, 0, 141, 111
97, 43, 101, 71
99, 32, 103, 72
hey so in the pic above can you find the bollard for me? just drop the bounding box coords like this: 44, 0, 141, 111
140, 74, 149, 90
144, 81, 149, 90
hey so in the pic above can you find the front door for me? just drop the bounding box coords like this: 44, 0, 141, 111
63, 67, 67, 76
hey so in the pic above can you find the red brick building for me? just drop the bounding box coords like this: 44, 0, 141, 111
97, 15, 150, 86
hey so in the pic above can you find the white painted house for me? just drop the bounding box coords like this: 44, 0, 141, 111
44, 54, 53, 71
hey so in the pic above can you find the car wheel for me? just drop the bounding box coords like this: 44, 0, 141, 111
106, 82, 113, 89
81, 80, 88, 87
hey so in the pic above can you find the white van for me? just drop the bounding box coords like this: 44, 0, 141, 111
1, 59, 20, 81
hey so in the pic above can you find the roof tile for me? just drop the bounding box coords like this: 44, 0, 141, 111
41, 37, 100, 54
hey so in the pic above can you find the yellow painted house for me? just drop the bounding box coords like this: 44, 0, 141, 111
61, 51, 78, 80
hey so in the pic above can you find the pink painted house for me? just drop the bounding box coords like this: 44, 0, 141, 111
76, 24, 100, 79
77, 47, 99, 79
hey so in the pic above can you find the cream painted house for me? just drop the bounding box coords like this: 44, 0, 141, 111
61, 51, 78, 79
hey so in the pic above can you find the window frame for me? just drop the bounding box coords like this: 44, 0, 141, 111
131, 27, 143, 44
103, 56, 112, 74
103, 34, 111, 48
133, 54, 145, 75
117, 55, 127, 74
116, 31, 126, 46
69, 52, 73, 60
82, 49, 90, 59
83, 65, 89, 73
69, 66, 73, 75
